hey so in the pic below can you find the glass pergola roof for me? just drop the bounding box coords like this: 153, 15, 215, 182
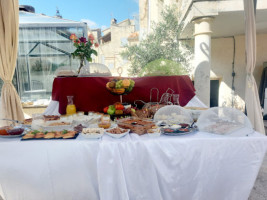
19, 11, 86, 27
13, 11, 88, 103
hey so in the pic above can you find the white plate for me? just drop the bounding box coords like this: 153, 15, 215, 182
81, 132, 104, 139
105, 129, 130, 139
0, 126, 29, 138
0, 133, 25, 138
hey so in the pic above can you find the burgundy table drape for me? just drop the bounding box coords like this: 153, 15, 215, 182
52, 75, 196, 114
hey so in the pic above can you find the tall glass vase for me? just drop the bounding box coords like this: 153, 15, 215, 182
78, 58, 85, 74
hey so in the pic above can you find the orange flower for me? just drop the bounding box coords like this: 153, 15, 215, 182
70, 33, 77, 40
88, 33, 95, 41
74, 39, 80, 44
95, 43, 99, 48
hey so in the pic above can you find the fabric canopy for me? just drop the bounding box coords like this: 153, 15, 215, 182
0, 0, 24, 122
243, 0, 265, 134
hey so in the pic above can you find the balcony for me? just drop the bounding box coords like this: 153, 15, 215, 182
177, 0, 267, 38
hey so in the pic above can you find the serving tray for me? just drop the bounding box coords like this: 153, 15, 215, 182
161, 127, 198, 136
21, 133, 79, 141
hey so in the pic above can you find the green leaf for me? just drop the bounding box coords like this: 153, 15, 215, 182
32, 130, 39, 134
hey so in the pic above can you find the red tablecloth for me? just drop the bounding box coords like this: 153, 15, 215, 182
52, 75, 196, 114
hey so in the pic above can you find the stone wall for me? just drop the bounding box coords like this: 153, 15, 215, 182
210, 33, 267, 110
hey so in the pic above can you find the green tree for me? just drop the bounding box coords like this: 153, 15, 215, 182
122, 6, 192, 76
139, 58, 187, 76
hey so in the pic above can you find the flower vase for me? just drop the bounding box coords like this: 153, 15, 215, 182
78, 59, 85, 74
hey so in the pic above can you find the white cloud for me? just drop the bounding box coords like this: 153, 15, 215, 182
81, 19, 98, 29
132, 0, 139, 4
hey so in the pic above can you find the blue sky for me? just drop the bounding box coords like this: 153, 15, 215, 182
19, 0, 139, 29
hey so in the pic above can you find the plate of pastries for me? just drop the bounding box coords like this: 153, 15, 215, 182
22, 130, 78, 140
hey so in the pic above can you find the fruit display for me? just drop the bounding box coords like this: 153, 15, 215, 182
106, 78, 135, 95
103, 103, 136, 120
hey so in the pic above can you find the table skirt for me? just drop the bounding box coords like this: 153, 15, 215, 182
0, 132, 266, 200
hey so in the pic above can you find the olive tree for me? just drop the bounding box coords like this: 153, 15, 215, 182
122, 6, 192, 76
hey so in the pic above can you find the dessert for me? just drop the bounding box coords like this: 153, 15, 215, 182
117, 117, 155, 135
98, 115, 111, 129
106, 127, 128, 134
98, 122, 111, 129
48, 122, 70, 126
74, 124, 86, 132
44, 115, 60, 121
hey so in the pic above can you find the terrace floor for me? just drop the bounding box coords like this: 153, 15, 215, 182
249, 152, 267, 200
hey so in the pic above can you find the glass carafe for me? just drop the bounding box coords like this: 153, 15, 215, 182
66, 96, 76, 115
172, 94, 180, 105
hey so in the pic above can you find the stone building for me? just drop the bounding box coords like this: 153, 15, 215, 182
139, 0, 178, 39
139, 0, 267, 110
95, 18, 138, 76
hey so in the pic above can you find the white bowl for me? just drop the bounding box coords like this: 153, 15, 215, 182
105, 129, 130, 139
81, 132, 104, 139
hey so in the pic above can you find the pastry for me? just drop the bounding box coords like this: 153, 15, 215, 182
35, 132, 45, 139
55, 131, 63, 138
117, 118, 155, 135
62, 131, 76, 139
44, 132, 55, 139
22, 133, 35, 139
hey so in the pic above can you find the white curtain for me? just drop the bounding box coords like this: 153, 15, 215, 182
243, 0, 265, 134
0, 0, 24, 122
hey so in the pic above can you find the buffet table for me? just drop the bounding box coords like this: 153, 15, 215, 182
51, 76, 196, 114
0, 131, 266, 200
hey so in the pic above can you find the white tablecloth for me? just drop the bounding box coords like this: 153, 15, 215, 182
0, 131, 266, 200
